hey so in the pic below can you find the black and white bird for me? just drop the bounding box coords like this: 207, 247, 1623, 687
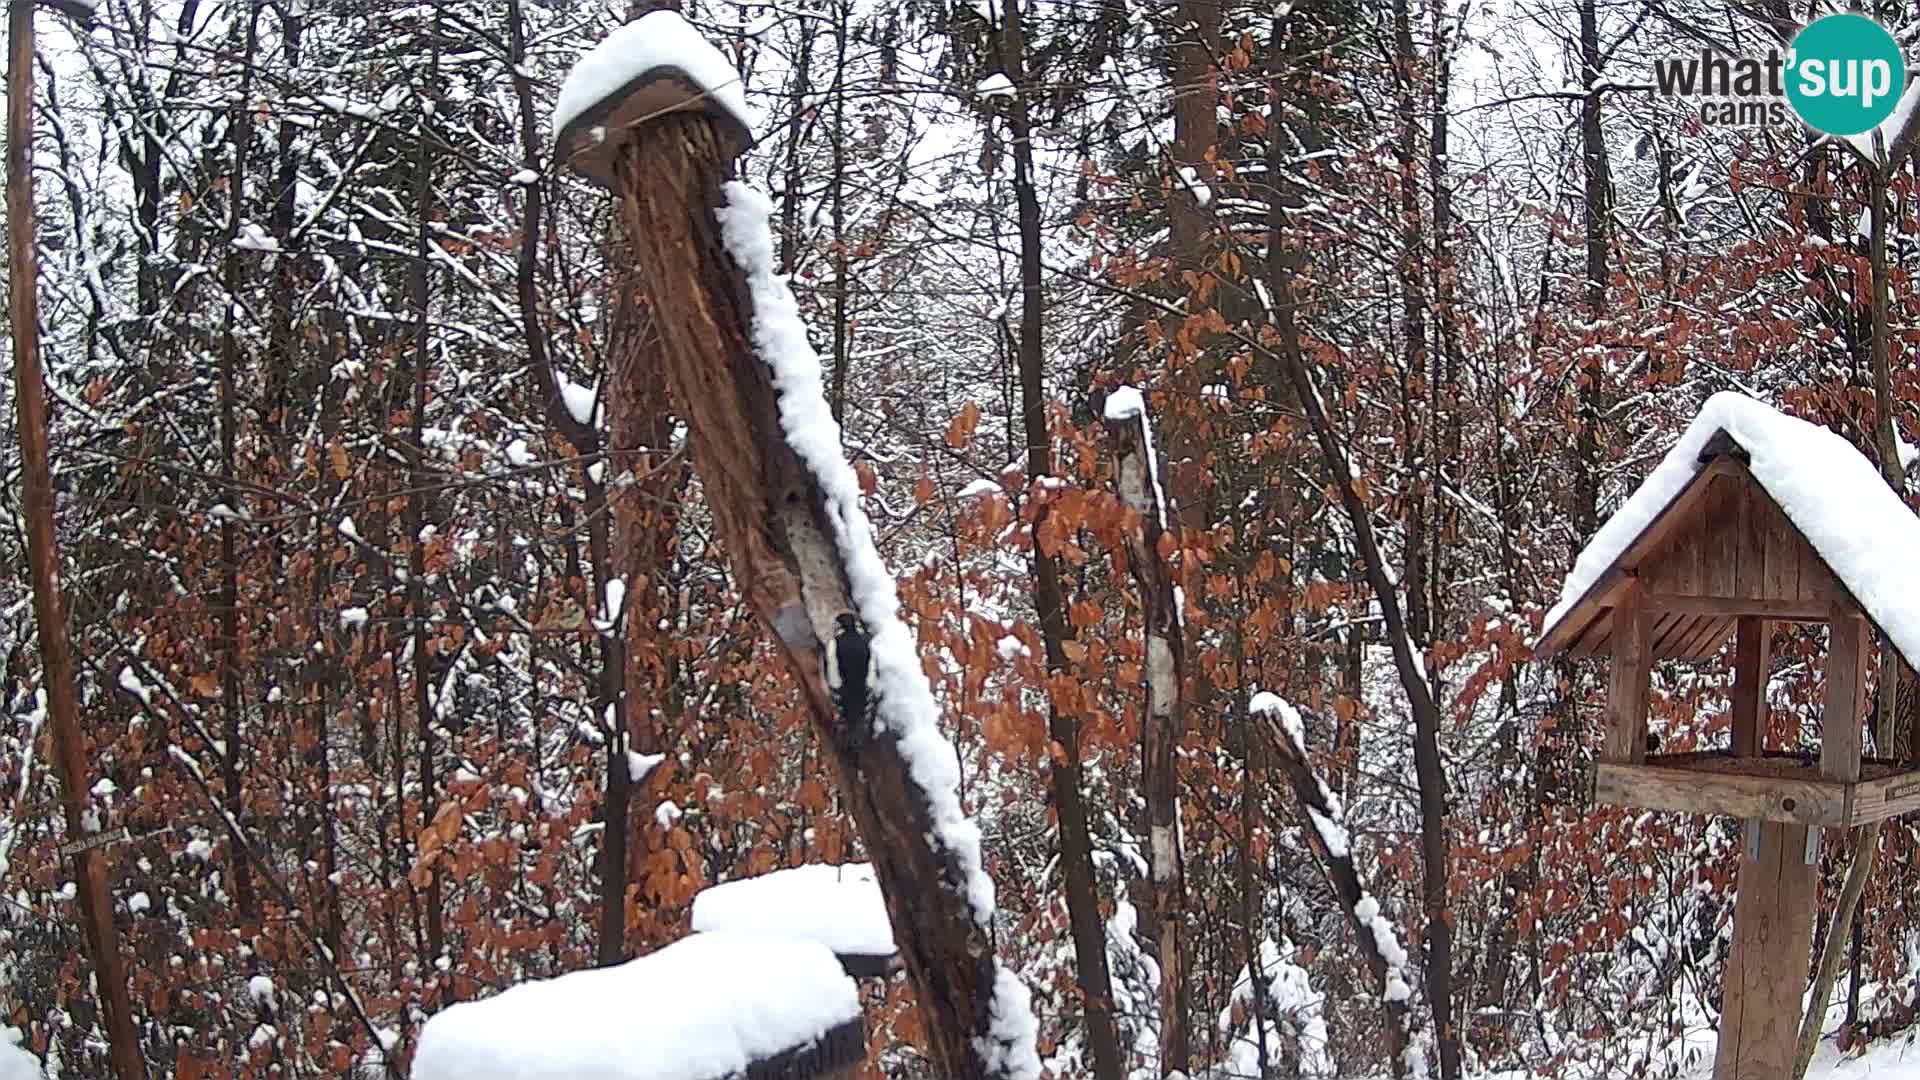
825, 612, 878, 740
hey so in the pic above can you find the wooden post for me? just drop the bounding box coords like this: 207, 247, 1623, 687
1824, 607, 1867, 784
1714, 820, 1817, 1080
1604, 579, 1651, 763
7, 3, 147, 1077
594, 109, 1021, 1076
1730, 616, 1769, 758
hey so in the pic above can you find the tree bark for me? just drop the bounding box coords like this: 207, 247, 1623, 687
1104, 395, 1191, 1075
7, 4, 147, 1076
1000, 2, 1125, 1073
602, 111, 1026, 1078
1574, 0, 1611, 539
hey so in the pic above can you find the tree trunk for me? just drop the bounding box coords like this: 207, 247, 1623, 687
1255, 696, 1412, 1072
1000, 2, 1125, 1073
7, 4, 148, 1076
602, 111, 1030, 1078
1105, 394, 1191, 1075
1574, 0, 1611, 539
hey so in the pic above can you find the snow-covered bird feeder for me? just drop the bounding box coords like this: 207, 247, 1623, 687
411, 933, 866, 1080
692, 863, 899, 978
552, 11, 756, 187
1535, 390, 1920, 1077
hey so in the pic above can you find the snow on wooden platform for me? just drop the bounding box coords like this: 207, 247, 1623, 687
691, 863, 896, 975
553, 11, 757, 185
410, 933, 859, 1080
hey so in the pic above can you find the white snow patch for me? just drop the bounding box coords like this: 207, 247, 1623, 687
692, 863, 894, 959
411, 934, 857, 1080
976, 73, 1017, 100
596, 578, 627, 633
626, 752, 665, 787
552, 11, 758, 147
505, 438, 536, 467
0, 1028, 42, 1080
248, 974, 277, 1008
1539, 391, 1920, 671
233, 222, 280, 252
117, 666, 152, 705
508, 168, 539, 186
558, 379, 599, 428
715, 181, 1040, 1078
654, 801, 682, 829
340, 607, 371, 630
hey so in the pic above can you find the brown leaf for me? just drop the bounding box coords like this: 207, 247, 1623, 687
945, 401, 982, 449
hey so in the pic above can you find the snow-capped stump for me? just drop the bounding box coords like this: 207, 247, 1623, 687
552, 10, 755, 187
551, 10, 1040, 1076
410, 933, 866, 1080
1534, 390, 1920, 1079
691, 863, 898, 978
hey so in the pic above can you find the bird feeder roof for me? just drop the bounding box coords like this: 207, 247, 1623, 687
1536, 392, 1920, 669
553, 11, 757, 186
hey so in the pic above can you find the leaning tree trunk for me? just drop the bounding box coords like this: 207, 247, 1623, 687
603, 111, 1031, 1079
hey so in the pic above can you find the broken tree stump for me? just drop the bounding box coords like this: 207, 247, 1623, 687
1103, 385, 1192, 1073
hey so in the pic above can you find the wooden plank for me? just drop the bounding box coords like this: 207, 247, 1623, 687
1735, 477, 1764, 600
1730, 617, 1770, 757
1761, 492, 1799, 604
1679, 616, 1734, 661
1706, 474, 1739, 600
1651, 611, 1699, 657
1715, 820, 1818, 1080
1848, 766, 1920, 825
1567, 609, 1613, 657
1642, 594, 1827, 620
1824, 607, 1866, 784
1593, 761, 1849, 826
1604, 580, 1652, 764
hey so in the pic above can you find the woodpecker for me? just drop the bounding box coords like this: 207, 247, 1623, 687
825, 612, 878, 746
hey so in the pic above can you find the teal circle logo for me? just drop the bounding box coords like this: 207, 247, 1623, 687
1787, 14, 1905, 136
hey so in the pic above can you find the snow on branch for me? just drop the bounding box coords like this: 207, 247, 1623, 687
714, 181, 1041, 1078
1250, 692, 1424, 1078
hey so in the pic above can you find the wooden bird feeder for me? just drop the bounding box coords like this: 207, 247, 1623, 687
1537, 394, 1920, 1078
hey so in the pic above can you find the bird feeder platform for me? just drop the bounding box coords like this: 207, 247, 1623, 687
1593, 751, 1920, 827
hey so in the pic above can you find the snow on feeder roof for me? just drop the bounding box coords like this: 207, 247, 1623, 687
553, 11, 757, 187
1536, 390, 1920, 671
692, 863, 898, 977
409, 933, 862, 1080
